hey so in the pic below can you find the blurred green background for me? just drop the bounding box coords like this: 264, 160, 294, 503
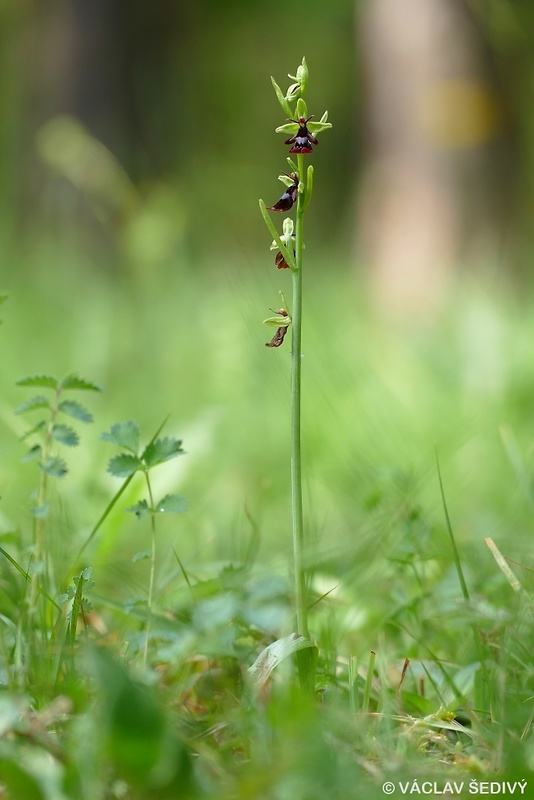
1, 0, 534, 641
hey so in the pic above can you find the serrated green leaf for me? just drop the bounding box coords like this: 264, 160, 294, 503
142, 437, 184, 468
126, 499, 150, 519
21, 444, 42, 463
157, 494, 188, 513
14, 395, 50, 415
16, 374, 58, 389
40, 456, 68, 478
132, 549, 151, 563
101, 420, 140, 454
107, 453, 142, 478
58, 399, 93, 424
60, 373, 102, 392
52, 424, 79, 447
20, 420, 46, 441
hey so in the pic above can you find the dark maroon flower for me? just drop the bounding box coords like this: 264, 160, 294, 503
274, 251, 291, 269
267, 173, 299, 213
284, 116, 318, 154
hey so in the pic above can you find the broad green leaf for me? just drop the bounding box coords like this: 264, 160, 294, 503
132, 549, 151, 562
126, 500, 150, 520
40, 456, 68, 478
21, 444, 41, 463
14, 395, 50, 415
52, 423, 79, 447
107, 453, 142, 478
61, 373, 102, 392
101, 420, 140, 454
157, 494, 188, 513
248, 633, 316, 688
142, 437, 184, 468
0, 293, 8, 306
16, 374, 58, 389
58, 399, 93, 423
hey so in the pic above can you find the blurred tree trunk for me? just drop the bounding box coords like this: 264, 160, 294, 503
357, 0, 510, 316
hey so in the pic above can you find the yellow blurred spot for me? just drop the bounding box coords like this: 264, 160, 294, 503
418, 80, 503, 149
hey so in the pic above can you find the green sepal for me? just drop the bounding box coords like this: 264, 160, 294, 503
263, 313, 291, 328
277, 173, 298, 188
60, 374, 103, 392
101, 420, 140, 454
107, 453, 142, 478
141, 437, 184, 468
303, 165, 314, 212
40, 456, 68, 478
270, 76, 293, 118
16, 374, 58, 389
14, 396, 50, 415
275, 122, 298, 136
307, 114, 332, 135
270, 217, 295, 251
52, 423, 79, 448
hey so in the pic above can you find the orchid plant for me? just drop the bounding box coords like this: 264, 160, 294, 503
258, 58, 331, 685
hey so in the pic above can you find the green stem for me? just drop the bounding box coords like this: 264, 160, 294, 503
291, 153, 308, 639
143, 473, 157, 670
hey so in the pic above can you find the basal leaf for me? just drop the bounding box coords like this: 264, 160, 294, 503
52, 423, 79, 447
126, 499, 150, 520
14, 395, 50, 415
248, 633, 316, 689
157, 494, 188, 513
101, 420, 140, 454
61, 373, 103, 392
107, 453, 142, 478
16, 374, 58, 389
142, 437, 184, 468
40, 456, 68, 478
58, 399, 93, 424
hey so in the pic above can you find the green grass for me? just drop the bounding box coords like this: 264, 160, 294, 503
1, 247, 534, 798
